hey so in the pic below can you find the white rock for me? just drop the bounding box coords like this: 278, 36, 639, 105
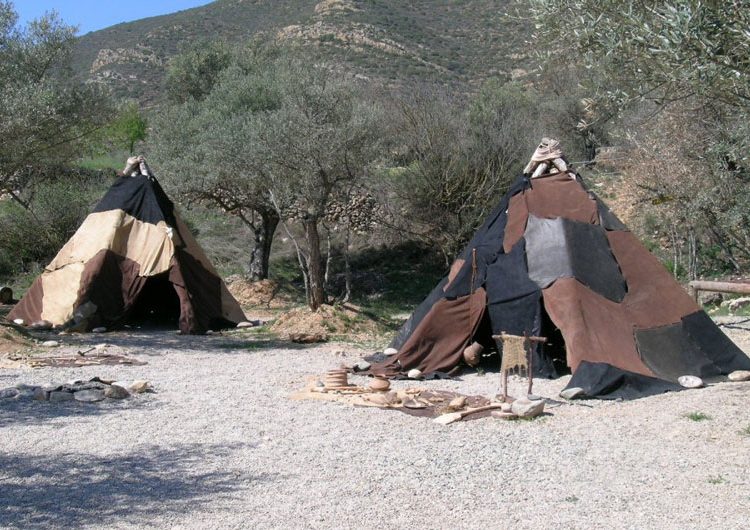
94, 343, 108, 350
678, 375, 704, 388
13, 318, 24, 325
728, 297, 750, 313
511, 398, 545, 418
383, 348, 398, 356
236, 321, 255, 328
354, 360, 371, 371
91, 327, 107, 333
206, 330, 215, 335
128, 380, 151, 393
728, 370, 750, 382
560, 387, 585, 400
74, 389, 105, 402
41, 340, 59, 347
407, 369, 422, 379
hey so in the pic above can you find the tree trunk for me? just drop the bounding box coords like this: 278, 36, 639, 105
304, 218, 325, 311
343, 227, 352, 303
247, 210, 279, 281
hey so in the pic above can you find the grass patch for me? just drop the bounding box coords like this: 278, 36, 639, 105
563, 495, 579, 503
684, 411, 711, 422
707, 475, 726, 485
739, 425, 750, 437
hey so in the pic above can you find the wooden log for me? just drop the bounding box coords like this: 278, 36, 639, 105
531, 162, 549, 179
688, 280, 750, 302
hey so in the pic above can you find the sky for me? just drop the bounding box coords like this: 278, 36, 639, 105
14, 0, 214, 35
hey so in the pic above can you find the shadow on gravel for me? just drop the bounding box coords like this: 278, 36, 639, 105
0, 443, 273, 528
47, 330, 314, 356
0, 398, 158, 429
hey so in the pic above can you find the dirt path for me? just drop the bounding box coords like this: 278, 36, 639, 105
1, 320, 749, 529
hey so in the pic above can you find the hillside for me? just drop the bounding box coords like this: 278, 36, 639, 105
73, 0, 529, 105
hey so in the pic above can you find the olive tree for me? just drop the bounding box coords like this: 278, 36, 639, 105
0, 2, 112, 204
152, 44, 282, 281
250, 63, 383, 310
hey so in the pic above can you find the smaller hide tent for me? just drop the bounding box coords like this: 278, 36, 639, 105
372, 140, 750, 398
8, 161, 246, 334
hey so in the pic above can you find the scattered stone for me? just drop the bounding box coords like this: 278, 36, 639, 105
527, 394, 543, 401
560, 387, 585, 400
289, 332, 328, 344
74, 389, 106, 402
353, 360, 371, 371
0, 286, 12, 304
728, 297, 750, 313
698, 292, 723, 306
491, 411, 519, 420
511, 398, 545, 418
14, 384, 39, 399
12, 318, 24, 326
29, 320, 53, 330
448, 396, 467, 410
402, 399, 426, 409
678, 375, 704, 389
383, 347, 398, 356
49, 391, 74, 402
0, 388, 19, 399
407, 369, 422, 379
236, 321, 255, 328
33, 387, 50, 401
91, 327, 107, 333
500, 402, 513, 412
94, 343, 108, 350
41, 340, 59, 347
128, 380, 151, 394
105, 384, 130, 399
728, 370, 750, 382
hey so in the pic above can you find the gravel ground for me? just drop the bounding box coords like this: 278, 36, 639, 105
1, 319, 749, 529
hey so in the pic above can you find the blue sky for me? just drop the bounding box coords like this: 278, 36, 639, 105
14, 1, 213, 35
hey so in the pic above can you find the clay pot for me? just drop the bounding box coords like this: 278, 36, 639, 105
463, 342, 484, 367
369, 377, 390, 392
324, 369, 349, 388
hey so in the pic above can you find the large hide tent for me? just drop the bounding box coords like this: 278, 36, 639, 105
373, 141, 750, 398
8, 163, 246, 334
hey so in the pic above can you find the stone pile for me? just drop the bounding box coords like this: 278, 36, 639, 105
0, 377, 151, 403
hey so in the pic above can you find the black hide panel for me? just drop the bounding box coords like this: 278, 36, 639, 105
93, 175, 177, 226
485, 239, 538, 304
566, 361, 682, 399
444, 175, 530, 298
525, 215, 627, 302
682, 311, 750, 372
635, 322, 721, 381
389, 277, 449, 350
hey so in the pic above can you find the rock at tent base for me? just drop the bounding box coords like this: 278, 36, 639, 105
728, 370, 750, 382
30, 320, 53, 330
560, 387, 585, 400
41, 340, 59, 347
91, 327, 107, 333
407, 369, 422, 379
236, 321, 255, 328
383, 347, 398, 356
13, 319, 24, 326
678, 375, 704, 389
511, 398, 545, 418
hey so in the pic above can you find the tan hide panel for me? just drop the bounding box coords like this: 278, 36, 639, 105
40, 262, 85, 324
47, 210, 174, 277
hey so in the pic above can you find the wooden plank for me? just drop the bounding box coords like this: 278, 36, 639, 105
688, 280, 750, 302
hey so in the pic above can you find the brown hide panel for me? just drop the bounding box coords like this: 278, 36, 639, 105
503, 173, 599, 252
542, 278, 653, 377
79, 250, 148, 328
607, 231, 699, 327
372, 288, 487, 376
7, 277, 45, 325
